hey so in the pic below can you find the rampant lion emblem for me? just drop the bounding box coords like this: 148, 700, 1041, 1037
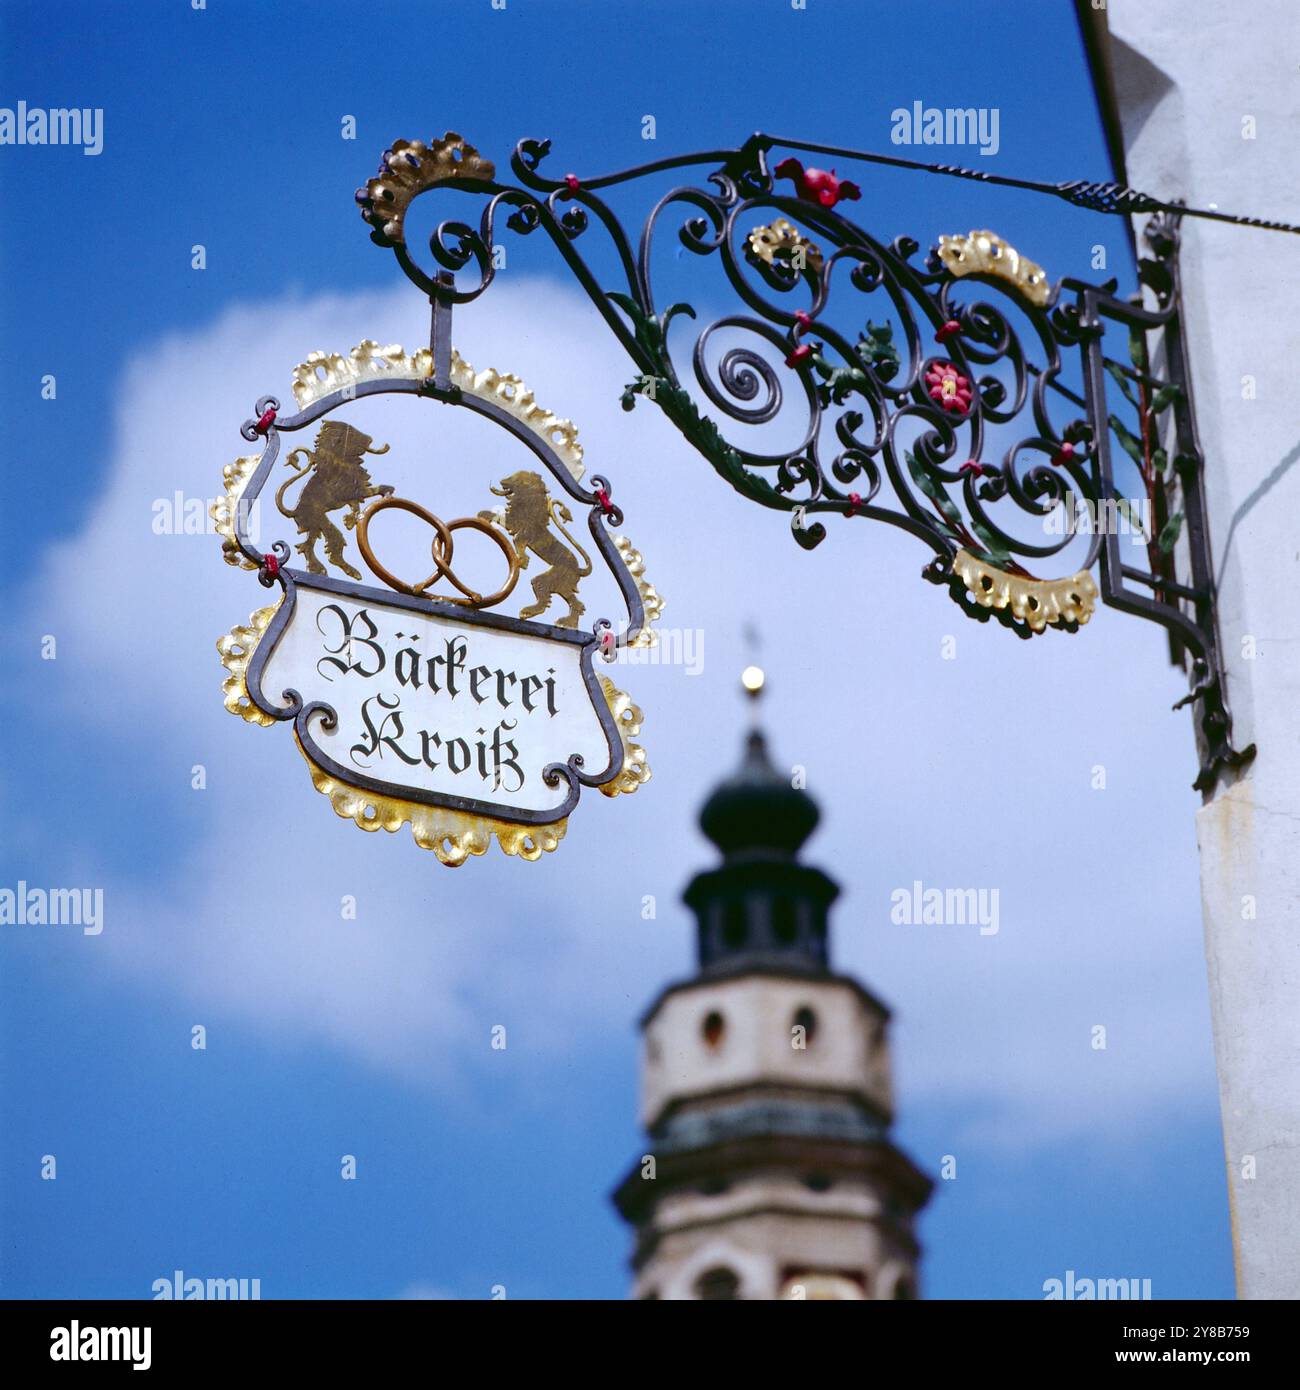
482, 471, 593, 628
276, 421, 393, 578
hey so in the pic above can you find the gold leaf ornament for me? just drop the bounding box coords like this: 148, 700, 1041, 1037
210, 453, 261, 571
599, 677, 651, 797
358, 133, 495, 246
936, 230, 1050, 308
299, 749, 568, 868
216, 601, 283, 724
613, 535, 664, 646
952, 549, 1097, 633
286, 343, 585, 483
747, 218, 824, 273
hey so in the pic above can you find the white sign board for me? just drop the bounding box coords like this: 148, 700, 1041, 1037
256, 582, 617, 819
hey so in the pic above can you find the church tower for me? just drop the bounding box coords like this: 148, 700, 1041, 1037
613, 667, 932, 1300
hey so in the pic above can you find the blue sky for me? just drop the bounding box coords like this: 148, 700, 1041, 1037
0, 0, 1233, 1299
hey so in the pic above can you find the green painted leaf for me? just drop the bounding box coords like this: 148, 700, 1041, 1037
606, 291, 665, 358
906, 450, 964, 541
606, 290, 647, 328
968, 518, 1012, 565
1128, 325, 1146, 370
1114, 495, 1149, 539
1157, 510, 1184, 554
1103, 359, 1139, 407
1149, 384, 1182, 414
1108, 413, 1146, 467
823, 366, 869, 405
861, 320, 901, 380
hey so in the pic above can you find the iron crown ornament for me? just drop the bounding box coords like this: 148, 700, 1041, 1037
349, 130, 1266, 794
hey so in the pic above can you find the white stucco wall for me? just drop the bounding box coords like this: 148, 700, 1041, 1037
631, 1176, 914, 1300
641, 975, 891, 1128
1108, 0, 1300, 1298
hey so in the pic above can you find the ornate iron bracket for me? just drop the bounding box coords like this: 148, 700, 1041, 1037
352, 131, 1263, 793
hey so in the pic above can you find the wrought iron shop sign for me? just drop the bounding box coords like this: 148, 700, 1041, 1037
338, 130, 1275, 792
219, 129, 1288, 823
214, 346, 658, 866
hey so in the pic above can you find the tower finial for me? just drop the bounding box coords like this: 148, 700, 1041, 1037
740, 621, 764, 724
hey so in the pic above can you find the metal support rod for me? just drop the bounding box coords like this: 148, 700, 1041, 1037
430, 271, 454, 391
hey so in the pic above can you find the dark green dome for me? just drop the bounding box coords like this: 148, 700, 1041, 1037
699, 729, 820, 860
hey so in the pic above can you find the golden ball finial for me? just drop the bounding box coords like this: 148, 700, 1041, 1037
740, 664, 766, 697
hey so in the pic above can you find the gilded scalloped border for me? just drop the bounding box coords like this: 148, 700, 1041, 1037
359, 133, 495, 246
210, 453, 262, 571
286, 341, 585, 481
952, 549, 1097, 633
299, 744, 568, 867
216, 601, 284, 725
936, 230, 1050, 308
613, 534, 665, 647
290, 340, 429, 408
598, 676, 650, 797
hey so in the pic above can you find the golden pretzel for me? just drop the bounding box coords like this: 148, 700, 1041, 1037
355, 495, 521, 608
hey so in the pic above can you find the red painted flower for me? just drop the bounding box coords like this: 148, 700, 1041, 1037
1051, 441, 1076, 467
563, 172, 581, 192
935, 319, 961, 343
775, 157, 861, 209
925, 361, 974, 415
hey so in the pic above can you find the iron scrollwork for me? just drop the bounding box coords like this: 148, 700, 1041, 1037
354, 131, 1261, 792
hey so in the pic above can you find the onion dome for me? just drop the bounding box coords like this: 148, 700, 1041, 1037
699, 728, 820, 861
685, 665, 837, 977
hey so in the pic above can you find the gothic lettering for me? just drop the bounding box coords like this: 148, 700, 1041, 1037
291, 600, 587, 802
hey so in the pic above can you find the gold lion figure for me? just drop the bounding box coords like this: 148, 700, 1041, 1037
481, 471, 593, 628
276, 422, 393, 578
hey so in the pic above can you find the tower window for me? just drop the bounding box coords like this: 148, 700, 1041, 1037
803, 1172, 833, 1193
721, 900, 747, 948
773, 896, 798, 945
701, 1010, 726, 1049
792, 1005, 818, 1045
695, 1266, 741, 1300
